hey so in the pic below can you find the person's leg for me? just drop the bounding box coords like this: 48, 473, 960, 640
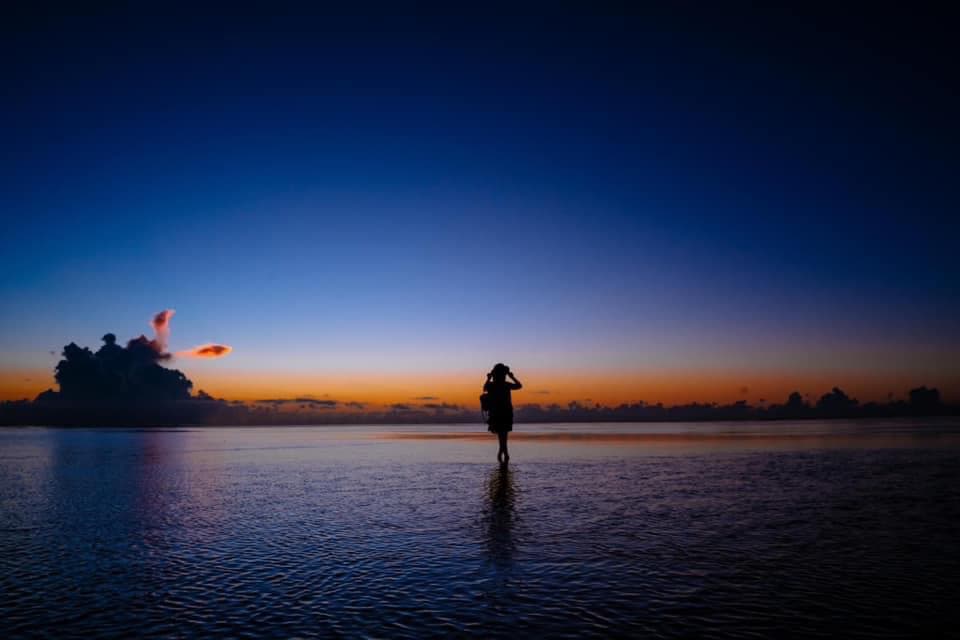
502, 432, 509, 461
497, 431, 507, 461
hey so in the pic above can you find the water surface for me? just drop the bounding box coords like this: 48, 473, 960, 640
1, 420, 958, 638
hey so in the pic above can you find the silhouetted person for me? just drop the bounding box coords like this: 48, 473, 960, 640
482, 363, 522, 462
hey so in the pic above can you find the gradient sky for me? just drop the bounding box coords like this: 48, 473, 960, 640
2, 7, 958, 407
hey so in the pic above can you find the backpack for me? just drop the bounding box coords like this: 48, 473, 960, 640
479, 391, 491, 413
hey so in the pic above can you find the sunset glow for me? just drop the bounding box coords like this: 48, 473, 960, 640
1, 6, 956, 420
4, 366, 957, 409
2, 7, 959, 638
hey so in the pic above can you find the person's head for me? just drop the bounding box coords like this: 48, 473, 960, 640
491, 362, 509, 381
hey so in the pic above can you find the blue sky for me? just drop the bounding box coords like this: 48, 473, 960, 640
2, 7, 957, 400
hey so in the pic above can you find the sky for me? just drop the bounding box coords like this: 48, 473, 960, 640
2, 6, 958, 408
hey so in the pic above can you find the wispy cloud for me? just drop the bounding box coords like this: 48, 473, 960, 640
422, 402, 463, 411
255, 398, 338, 409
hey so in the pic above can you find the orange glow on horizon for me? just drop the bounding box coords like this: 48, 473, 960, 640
0, 369, 53, 401
1, 367, 957, 407
180, 367, 960, 407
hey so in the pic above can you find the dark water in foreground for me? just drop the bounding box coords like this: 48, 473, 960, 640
1, 420, 959, 638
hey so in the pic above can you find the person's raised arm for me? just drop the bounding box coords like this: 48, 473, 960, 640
507, 370, 523, 390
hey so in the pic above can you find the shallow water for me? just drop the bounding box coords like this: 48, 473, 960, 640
1, 420, 959, 638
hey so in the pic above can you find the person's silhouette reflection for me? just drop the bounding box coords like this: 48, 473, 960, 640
484, 462, 516, 569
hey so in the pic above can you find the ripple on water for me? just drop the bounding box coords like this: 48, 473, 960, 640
0, 427, 959, 638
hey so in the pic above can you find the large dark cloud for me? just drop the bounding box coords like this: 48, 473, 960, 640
0, 315, 239, 426
53, 333, 189, 403
1, 330, 213, 425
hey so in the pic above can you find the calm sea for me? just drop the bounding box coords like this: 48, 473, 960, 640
1, 420, 958, 638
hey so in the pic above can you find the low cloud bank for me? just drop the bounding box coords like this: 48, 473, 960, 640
1, 381, 954, 426
0, 319, 955, 426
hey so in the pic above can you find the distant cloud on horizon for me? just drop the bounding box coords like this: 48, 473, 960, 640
254, 398, 338, 409
422, 402, 463, 411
